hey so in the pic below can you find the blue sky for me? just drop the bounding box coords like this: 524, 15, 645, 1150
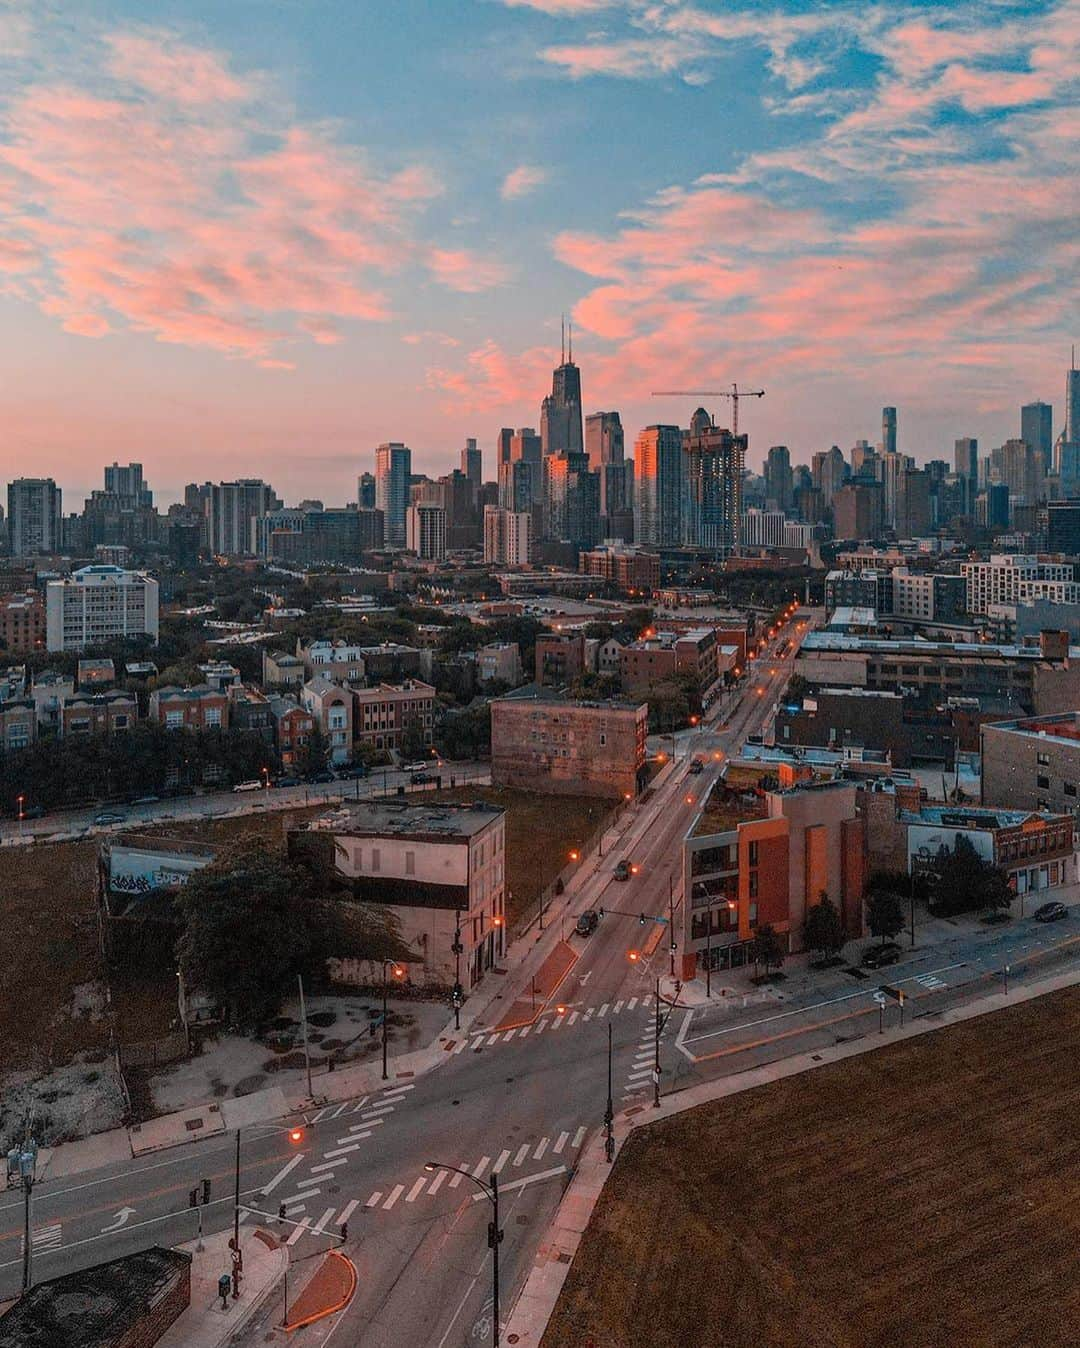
0, 0, 1076, 503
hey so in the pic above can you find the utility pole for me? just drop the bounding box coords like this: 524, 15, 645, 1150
668, 875, 676, 980
452, 919, 463, 1031
233, 1130, 241, 1255
705, 906, 712, 999
604, 1021, 615, 1162
653, 978, 661, 1108
297, 974, 312, 1100
491, 1172, 501, 1346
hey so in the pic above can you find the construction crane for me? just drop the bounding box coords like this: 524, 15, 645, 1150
652, 384, 765, 438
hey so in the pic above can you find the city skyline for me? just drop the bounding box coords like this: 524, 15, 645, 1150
1, 1, 1076, 502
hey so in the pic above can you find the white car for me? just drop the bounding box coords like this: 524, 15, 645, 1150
232, 780, 263, 793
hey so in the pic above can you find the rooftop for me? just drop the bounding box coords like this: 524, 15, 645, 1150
500, 683, 645, 711
988, 712, 1080, 744
305, 799, 504, 840
800, 632, 1080, 659
0, 1246, 190, 1348
899, 804, 1065, 829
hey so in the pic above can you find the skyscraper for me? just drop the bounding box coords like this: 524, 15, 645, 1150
357, 472, 376, 509
543, 452, 599, 549
634, 425, 682, 547
103, 463, 152, 507
207, 480, 280, 555
540, 321, 583, 457
496, 428, 514, 466
1021, 402, 1053, 473
406, 503, 447, 561
881, 407, 897, 457
375, 442, 412, 547
510, 428, 543, 504
460, 438, 482, 494
682, 408, 745, 555
1055, 350, 1080, 495
764, 445, 792, 512
954, 437, 978, 481
7, 478, 62, 556
585, 412, 624, 470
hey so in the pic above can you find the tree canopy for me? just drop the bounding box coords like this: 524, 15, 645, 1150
804, 893, 845, 962
865, 888, 905, 945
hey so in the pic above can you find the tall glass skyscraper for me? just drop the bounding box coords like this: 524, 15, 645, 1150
375, 442, 411, 548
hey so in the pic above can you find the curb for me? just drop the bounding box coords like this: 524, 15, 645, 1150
283, 1249, 357, 1332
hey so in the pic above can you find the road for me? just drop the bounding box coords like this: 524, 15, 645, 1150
0, 761, 490, 845
10, 604, 988, 1346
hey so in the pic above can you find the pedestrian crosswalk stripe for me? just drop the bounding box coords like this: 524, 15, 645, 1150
493, 1149, 511, 1174
365, 1192, 382, 1208
487, 1034, 500, 1046
627, 997, 638, 1010
449, 1165, 466, 1189
567, 1011, 579, 1025
329, 1102, 348, 1119
553, 1131, 569, 1154
286, 1218, 311, 1246
452, 1038, 469, 1055
519, 1025, 530, 1037
583, 1008, 593, 1021
572, 1126, 587, 1148
514, 1144, 530, 1166
382, 1083, 415, 1098
428, 1169, 447, 1195
534, 1137, 549, 1160
503, 1030, 516, 1042
405, 1178, 426, 1203
350, 1095, 371, 1113
309, 1160, 338, 1174
598, 1003, 609, 1015
534, 1020, 547, 1035
552, 1014, 564, 1029
473, 1155, 491, 1177
627, 1068, 651, 1081
312, 1206, 336, 1234
614, 1000, 624, 1013
338, 1199, 360, 1227
382, 1184, 405, 1210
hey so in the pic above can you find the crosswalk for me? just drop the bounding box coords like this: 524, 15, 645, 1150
23, 1222, 62, 1254
460, 995, 654, 1052
623, 1006, 671, 1103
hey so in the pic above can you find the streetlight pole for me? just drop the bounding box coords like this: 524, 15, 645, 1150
425, 1163, 502, 1345
705, 905, 712, 999
233, 1129, 241, 1255
653, 977, 661, 1109
452, 920, 463, 1032
668, 875, 676, 980
381, 961, 403, 1080
17, 794, 24, 839
297, 974, 312, 1100
910, 871, 916, 949
604, 1021, 614, 1162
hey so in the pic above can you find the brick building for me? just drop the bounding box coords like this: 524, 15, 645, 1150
981, 713, 1080, 817
775, 687, 957, 768
535, 633, 587, 686
148, 684, 229, 730
269, 695, 315, 769
351, 680, 435, 753
620, 627, 720, 702
491, 686, 647, 800
0, 591, 45, 655
301, 676, 353, 763
60, 690, 137, 737
0, 697, 35, 751
578, 544, 660, 594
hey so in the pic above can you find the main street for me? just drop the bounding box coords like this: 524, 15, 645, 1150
0, 607, 823, 1345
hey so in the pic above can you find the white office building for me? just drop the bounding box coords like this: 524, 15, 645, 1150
483, 507, 531, 566
960, 555, 1080, 615
46, 565, 159, 653
406, 503, 447, 561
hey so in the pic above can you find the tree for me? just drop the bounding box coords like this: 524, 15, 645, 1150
924, 832, 1012, 917
750, 923, 785, 978
804, 893, 845, 963
435, 700, 492, 760
865, 889, 905, 945
175, 840, 314, 1030
400, 714, 428, 762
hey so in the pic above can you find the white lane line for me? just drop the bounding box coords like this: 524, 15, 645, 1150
382, 1083, 415, 1098
328, 1136, 370, 1156
312, 1206, 337, 1235
487, 1034, 500, 1047
382, 1184, 405, 1210
519, 1025, 531, 1038
553, 1131, 569, 1154
286, 1218, 311, 1246
614, 1000, 624, 1013
448, 1167, 465, 1189
309, 1161, 338, 1175
552, 1015, 565, 1029
572, 1126, 587, 1148
261, 1153, 304, 1195
365, 1192, 382, 1208
31, 1224, 61, 1250
599, 1002, 610, 1016
503, 1030, 517, 1043
492, 1149, 511, 1175
627, 997, 639, 1010
470, 1166, 567, 1201
361, 1104, 396, 1118
627, 1068, 652, 1081
513, 1144, 530, 1167
337, 1199, 360, 1227
427, 1169, 447, 1196
350, 1096, 370, 1113
405, 1178, 427, 1203
472, 1155, 491, 1177
567, 1011, 579, 1025
329, 1102, 349, 1119
533, 1137, 549, 1161
352, 1118, 385, 1130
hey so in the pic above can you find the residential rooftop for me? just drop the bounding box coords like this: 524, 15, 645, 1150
800, 631, 1080, 659
303, 799, 504, 840
500, 683, 645, 711
985, 712, 1080, 744
898, 804, 1066, 828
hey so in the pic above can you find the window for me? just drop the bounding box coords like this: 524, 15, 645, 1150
749, 871, 759, 897
748, 840, 759, 866
1037, 752, 1050, 766
165, 709, 184, 729
1065, 782, 1077, 798
371, 848, 380, 873
1037, 775, 1050, 789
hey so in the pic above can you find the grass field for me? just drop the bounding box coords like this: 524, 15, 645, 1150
542, 984, 1080, 1348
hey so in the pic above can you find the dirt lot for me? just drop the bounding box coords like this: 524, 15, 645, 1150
542, 985, 1080, 1348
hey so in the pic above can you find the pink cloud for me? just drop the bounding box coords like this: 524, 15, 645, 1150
501, 164, 547, 200
105, 31, 251, 106
427, 248, 511, 293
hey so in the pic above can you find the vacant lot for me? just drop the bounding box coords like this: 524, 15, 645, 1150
543, 985, 1080, 1348
425, 785, 615, 932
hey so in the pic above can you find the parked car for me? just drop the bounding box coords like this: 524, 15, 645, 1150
613, 859, 632, 882
275, 775, 302, 788
337, 764, 368, 779
232, 780, 263, 793
1034, 900, 1069, 923
308, 770, 336, 784
575, 910, 599, 937
862, 941, 902, 968
93, 810, 127, 825
688, 759, 704, 774
410, 772, 436, 785
20, 804, 47, 820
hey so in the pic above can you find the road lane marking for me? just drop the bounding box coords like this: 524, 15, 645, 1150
487, 1034, 500, 1046
627, 997, 638, 1010
567, 1011, 579, 1025
534, 1021, 547, 1035
350, 1096, 371, 1113
533, 1138, 549, 1161
503, 1030, 516, 1042
470, 1166, 566, 1201
30, 1223, 61, 1251
599, 1003, 609, 1015
261, 1154, 305, 1195
627, 1068, 651, 1081
312, 1206, 337, 1234
310, 1107, 328, 1123
552, 1015, 565, 1029
572, 1127, 586, 1148
329, 1102, 349, 1119
472, 1156, 491, 1177
382, 1083, 415, 1100
365, 1192, 382, 1208
427, 1169, 447, 1196
285, 1204, 306, 1216
614, 1000, 624, 1013
405, 1179, 427, 1203
583, 1008, 594, 1021
286, 1218, 311, 1246
493, 1149, 511, 1174
513, 1145, 530, 1167
337, 1199, 360, 1227
448, 1167, 465, 1189
328, 1136, 370, 1156
352, 1118, 385, 1130
309, 1161, 338, 1175
382, 1185, 405, 1210
452, 1039, 468, 1055
362, 1103, 397, 1118
553, 1132, 569, 1154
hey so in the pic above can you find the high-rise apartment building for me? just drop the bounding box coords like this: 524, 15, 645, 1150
1047, 500, 1080, 555
103, 463, 153, 507
207, 480, 279, 555
543, 453, 599, 548
496, 428, 514, 466
997, 438, 1043, 512
585, 412, 624, 470
460, 438, 482, 494
406, 503, 447, 560
954, 437, 978, 514
960, 555, 1080, 614
1021, 402, 1053, 473
45, 565, 159, 653
509, 428, 543, 504
7, 478, 62, 556
832, 482, 883, 541
682, 408, 744, 555
540, 326, 584, 457
357, 472, 376, 509
1054, 350, 1080, 495
634, 425, 683, 547
812, 445, 848, 508
881, 406, 897, 457
375, 442, 412, 547
483, 507, 531, 566
764, 445, 793, 512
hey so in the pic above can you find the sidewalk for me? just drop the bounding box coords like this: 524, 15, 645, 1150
504, 959, 1080, 1344
493, 941, 578, 1031
156, 1225, 286, 1348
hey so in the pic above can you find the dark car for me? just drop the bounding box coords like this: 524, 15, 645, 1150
337, 764, 368, 779
1034, 900, 1069, 923
575, 910, 599, 937
308, 770, 336, 784
410, 772, 436, 785
688, 759, 704, 774
862, 941, 902, 969
613, 859, 632, 882
275, 775, 302, 788
20, 804, 46, 820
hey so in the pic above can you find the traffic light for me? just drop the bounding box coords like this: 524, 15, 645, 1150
639, 913, 647, 925
189, 1187, 198, 1209
278, 1202, 286, 1221
288, 1127, 304, 1145
597, 906, 605, 919
340, 1221, 348, 1242
202, 1177, 211, 1205
487, 1221, 503, 1249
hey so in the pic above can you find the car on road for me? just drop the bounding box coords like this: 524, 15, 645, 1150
274, 775, 302, 788
92, 810, 127, 826
19, 804, 47, 820
688, 759, 704, 774
232, 780, 264, 793
130, 795, 160, 805
575, 910, 599, 936
410, 772, 436, 785
1034, 900, 1069, 923
613, 859, 632, 881
308, 770, 336, 784
862, 941, 902, 968
337, 764, 368, 779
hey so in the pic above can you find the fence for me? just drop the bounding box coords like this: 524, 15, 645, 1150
117, 1029, 189, 1070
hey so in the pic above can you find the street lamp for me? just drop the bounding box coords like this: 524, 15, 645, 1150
653, 978, 662, 1108
452, 919, 464, 1030
604, 1021, 614, 1162
425, 1162, 503, 1345
16, 793, 24, 838
381, 961, 405, 1080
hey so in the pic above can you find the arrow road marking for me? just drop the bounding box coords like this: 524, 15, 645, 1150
100, 1206, 136, 1234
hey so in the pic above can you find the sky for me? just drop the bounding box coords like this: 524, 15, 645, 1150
0, 0, 1076, 507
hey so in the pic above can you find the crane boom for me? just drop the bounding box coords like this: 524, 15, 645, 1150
652, 384, 764, 437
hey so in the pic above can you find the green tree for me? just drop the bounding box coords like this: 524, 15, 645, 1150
804, 893, 845, 962
175, 840, 313, 1030
931, 833, 1013, 917
750, 923, 785, 978
865, 889, 905, 945
435, 701, 492, 760
400, 714, 428, 762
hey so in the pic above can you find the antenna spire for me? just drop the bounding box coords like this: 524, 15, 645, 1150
568, 320, 573, 363
560, 314, 565, 364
